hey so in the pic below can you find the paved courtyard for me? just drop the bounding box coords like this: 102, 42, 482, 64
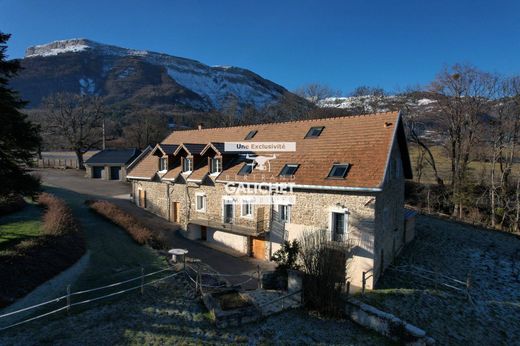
35, 168, 275, 287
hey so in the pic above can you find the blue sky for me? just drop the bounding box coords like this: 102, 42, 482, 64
1, 0, 519, 94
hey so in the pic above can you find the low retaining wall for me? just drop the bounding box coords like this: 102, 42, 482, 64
345, 298, 435, 345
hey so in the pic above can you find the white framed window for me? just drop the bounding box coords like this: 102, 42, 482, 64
210, 157, 222, 174
195, 192, 206, 212
241, 199, 253, 218
183, 157, 193, 173
278, 204, 291, 223
222, 198, 235, 224
196, 193, 206, 212
329, 208, 349, 242
159, 157, 168, 172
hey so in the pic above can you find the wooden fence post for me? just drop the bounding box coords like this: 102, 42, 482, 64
362, 272, 366, 295
66, 284, 71, 314
141, 267, 145, 295
257, 265, 261, 289
466, 272, 473, 304
195, 268, 199, 295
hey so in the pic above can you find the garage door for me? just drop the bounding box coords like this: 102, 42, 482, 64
110, 166, 120, 180
252, 238, 266, 260
92, 166, 103, 179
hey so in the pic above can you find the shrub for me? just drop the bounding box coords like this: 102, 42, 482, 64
271, 240, 300, 272
38, 193, 78, 236
87, 200, 167, 248
299, 229, 352, 317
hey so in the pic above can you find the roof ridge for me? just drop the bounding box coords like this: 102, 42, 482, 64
163, 111, 399, 136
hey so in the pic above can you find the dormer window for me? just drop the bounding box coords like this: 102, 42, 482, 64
238, 163, 254, 175
245, 130, 258, 140
182, 157, 193, 172
159, 157, 168, 171
210, 157, 222, 174
305, 126, 324, 138
327, 163, 349, 179
279, 164, 299, 177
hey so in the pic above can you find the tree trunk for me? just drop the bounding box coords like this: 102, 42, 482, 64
75, 149, 85, 170
490, 144, 497, 229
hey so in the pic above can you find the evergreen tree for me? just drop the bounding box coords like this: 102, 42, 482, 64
0, 32, 41, 197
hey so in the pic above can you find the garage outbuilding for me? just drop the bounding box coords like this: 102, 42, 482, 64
84, 148, 141, 181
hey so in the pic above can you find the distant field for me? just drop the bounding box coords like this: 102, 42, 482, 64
409, 144, 520, 185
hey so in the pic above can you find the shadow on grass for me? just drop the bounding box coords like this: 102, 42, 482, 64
41, 185, 166, 292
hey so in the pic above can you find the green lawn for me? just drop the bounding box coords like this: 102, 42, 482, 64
0, 204, 42, 251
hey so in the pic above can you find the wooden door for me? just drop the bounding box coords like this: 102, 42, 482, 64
171, 202, 180, 223
139, 190, 146, 208
200, 226, 207, 241
252, 238, 265, 260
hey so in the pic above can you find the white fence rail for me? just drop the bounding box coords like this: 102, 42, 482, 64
0, 267, 182, 332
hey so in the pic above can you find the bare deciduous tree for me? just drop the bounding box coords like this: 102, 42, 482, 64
123, 109, 169, 148
430, 64, 497, 217
294, 83, 340, 105
42, 93, 105, 169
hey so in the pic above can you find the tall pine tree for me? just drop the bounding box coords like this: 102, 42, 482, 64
0, 32, 41, 197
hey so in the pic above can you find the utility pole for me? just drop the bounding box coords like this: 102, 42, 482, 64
102, 117, 106, 150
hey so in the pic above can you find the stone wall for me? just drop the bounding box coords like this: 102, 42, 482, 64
373, 139, 406, 284
345, 298, 435, 345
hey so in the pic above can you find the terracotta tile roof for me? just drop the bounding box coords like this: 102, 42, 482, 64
126, 154, 158, 180
162, 166, 182, 181
187, 164, 209, 182
128, 112, 412, 189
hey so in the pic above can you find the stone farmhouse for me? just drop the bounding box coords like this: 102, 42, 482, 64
126, 111, 413, 289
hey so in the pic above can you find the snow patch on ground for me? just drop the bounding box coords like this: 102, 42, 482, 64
417, 98, 436, 106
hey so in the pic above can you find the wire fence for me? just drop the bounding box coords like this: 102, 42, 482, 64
0, 266, 182, 332
1, 259, 279, 333
184, 263, 259, 291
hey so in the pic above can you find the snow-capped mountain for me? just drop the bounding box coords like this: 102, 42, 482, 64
12, 39, 290, 111
317, 95, 437, 112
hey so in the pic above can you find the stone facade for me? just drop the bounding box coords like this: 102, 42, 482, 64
130, 138, 408, 291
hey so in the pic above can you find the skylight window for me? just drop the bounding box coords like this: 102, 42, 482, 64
279, 164, 299, 177
245, 130, 258, 140
238, 163, 254, 175
305, 126, 324, 138
327, 164, 349, 179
